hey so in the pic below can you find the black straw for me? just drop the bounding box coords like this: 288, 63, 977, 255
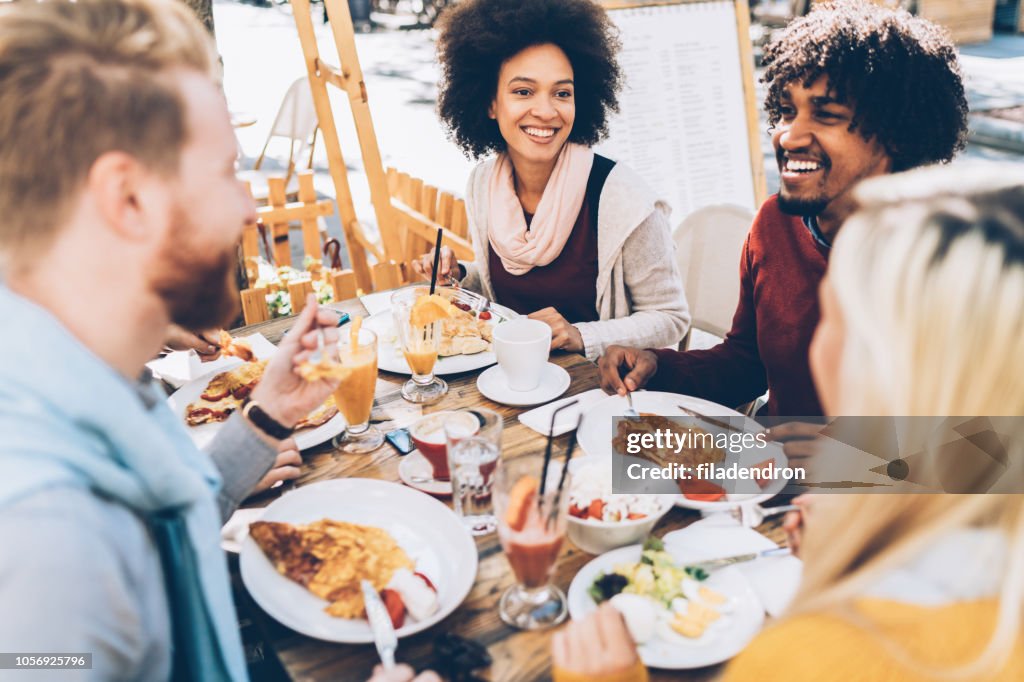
429, 228, 443, 295
539, 399, 579, 500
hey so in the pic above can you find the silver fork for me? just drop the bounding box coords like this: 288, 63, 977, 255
731, 503, 800, 527
624, 392, 640, 420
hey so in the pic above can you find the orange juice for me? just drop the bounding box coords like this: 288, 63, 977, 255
403, 343, 438, 375
333, 348, 377, 426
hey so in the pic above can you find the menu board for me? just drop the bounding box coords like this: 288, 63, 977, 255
596, 1, 763, 222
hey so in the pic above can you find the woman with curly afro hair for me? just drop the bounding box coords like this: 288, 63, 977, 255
411, 0, 690, 360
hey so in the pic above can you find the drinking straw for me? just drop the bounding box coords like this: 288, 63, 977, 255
540, 399, 579, 500
547, 414, 583, 530
429, 228, 443, 295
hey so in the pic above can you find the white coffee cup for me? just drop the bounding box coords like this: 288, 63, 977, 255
492, 318, 551, 392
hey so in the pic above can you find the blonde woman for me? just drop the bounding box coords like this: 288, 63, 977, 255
723, 165, 1024, 680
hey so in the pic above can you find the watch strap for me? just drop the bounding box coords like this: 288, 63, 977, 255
242, 399, 294, 440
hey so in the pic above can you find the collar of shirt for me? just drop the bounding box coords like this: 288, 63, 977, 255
802, 215, 832, 250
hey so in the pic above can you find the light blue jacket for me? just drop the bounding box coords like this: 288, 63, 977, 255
0, 287, 276, 681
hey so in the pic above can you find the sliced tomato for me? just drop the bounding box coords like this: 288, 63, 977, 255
678, 478, 727, 502
413, 571, 437, 593
201, 389, 230, 401
232, 384, 254, 400
588, 499, 605, 520
380, 588, 405, 629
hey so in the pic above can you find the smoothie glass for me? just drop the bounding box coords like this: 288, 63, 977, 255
330, 327, 383, 454
493, 454, 570, 630
391, 287, 448, 405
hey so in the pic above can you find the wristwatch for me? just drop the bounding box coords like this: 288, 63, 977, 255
242, 399, 294, 440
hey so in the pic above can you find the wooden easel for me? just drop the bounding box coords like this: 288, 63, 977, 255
290, 0, 475, 295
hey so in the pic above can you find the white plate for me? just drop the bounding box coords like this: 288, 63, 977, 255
576, 392, 788, 511
567, 545, 765, 669
398, 450, 453, 497
476, 363, 570, 407
363, 306, 517, 377
239, 479, 477, 643
167, 355, 346, 452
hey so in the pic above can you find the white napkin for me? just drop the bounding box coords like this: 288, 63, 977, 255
359, 290, 393, 316
220, 507, 265, 553
147, 333, 276, 388
518, 388, 607, 437
662, 514, 802, 618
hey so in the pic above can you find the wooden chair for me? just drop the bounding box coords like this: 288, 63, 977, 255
238, 171, 361, 324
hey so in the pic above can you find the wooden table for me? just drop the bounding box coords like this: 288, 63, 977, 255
232, 296, 786, 682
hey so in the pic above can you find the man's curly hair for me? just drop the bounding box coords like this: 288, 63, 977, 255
762, 0, 968, 172
435, 0, 622, 159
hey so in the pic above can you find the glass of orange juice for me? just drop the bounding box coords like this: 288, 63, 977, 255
330, 326, 383, 453
391, 287, 449, 405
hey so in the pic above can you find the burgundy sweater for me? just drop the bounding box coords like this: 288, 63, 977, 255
648, 195, 827, 417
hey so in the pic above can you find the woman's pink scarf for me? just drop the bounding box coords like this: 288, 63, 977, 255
487, 143, 595, 276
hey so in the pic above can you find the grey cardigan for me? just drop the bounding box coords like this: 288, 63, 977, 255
460, 157, 690, 360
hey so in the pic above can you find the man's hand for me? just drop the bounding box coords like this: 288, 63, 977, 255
250, 295, 340, 428
251, 438, 302, 494
598, 345, 658, 395
764, 421, 825, 461
528, 307, 583, 352
552, 603, 641, 677
410, 245, 458, 282
164, 324, 221, 362
365, 664, 441, 682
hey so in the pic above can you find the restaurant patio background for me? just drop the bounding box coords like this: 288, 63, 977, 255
215, 0, 1024, 273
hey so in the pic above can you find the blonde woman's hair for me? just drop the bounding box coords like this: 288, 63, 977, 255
0, 0, 219, 271
790, 163, 1024, 678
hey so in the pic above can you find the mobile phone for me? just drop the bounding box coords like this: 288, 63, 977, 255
385, 427, 415, 455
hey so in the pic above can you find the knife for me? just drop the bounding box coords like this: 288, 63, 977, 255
361, 580, 397, 670
691, 546, 792, 571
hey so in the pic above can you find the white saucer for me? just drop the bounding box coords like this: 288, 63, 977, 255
476, 363, 570, 407
398, 451, 453, 497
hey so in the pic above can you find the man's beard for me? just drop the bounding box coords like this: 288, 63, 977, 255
777, 190, 829, 217
151, 206, 240, 331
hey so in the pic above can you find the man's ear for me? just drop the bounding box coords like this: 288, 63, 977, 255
87, 151, 165, 243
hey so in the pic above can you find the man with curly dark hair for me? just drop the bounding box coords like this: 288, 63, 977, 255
412, 0, 690, 362
599, 0, 968, 418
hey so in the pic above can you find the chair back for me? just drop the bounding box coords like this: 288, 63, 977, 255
674, 204, 753, 342
254, 77, 319, 177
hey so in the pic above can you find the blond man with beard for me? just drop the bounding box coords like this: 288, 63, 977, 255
0, 1, 340, 679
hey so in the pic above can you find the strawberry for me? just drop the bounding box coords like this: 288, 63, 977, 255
588, 499, 605, 520
627, 512, 647, 520
678, 478, 726, 502
569, 504, 589, 519
478, 310, 492, 320
380, 588, 406, 629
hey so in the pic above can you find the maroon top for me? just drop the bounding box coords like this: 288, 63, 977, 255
648, 195, 827, 417
488, 193, 600, 323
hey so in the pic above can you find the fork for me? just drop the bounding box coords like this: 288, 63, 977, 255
731, 503, 800, 527
624, 391, 640, 420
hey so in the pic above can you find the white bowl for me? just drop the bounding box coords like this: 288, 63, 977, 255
566, 497, 674, 555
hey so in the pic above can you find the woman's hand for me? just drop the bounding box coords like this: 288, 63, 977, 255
365, 664, 441, 682
250, 295, 341, 428
552, 603, 641, 678
781, 494, 813, 558
410, 246, 459, 282
598, 345, 658, 395
251, 438, 302, 494
164, 324, 221, 362
528, 307, 583, 352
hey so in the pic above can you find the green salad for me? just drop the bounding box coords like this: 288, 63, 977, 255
588, 537, 708, 606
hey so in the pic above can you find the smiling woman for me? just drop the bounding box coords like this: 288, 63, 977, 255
412, 0, 691, 360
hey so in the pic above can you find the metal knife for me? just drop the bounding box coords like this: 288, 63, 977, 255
692, 546, 792, 571
361, 580, 397, 670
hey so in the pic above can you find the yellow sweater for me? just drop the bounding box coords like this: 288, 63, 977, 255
723, 599, 1024, 681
